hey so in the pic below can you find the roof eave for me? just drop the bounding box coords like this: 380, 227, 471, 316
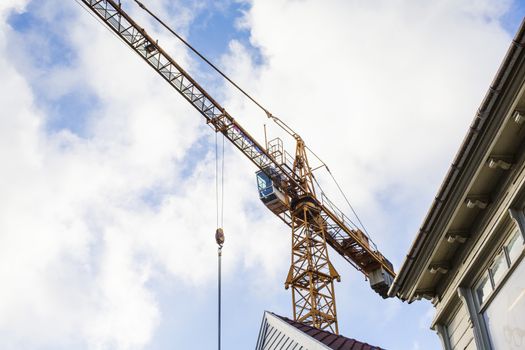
389, 18, 525, 300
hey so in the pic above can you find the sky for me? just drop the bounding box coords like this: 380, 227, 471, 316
0, 0, 524, 349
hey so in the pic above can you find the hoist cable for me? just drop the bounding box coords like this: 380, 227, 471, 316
221, 134, 225, 227
218, 246, 222, 350
215, 133, 225, 227
215, 132, 219, 228
214, 102, 225, 350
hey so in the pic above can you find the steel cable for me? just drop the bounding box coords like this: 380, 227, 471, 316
217, 246, 222, 350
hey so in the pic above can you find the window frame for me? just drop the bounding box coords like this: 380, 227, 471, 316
471, 218, 525, 350
475, 228, 524, 312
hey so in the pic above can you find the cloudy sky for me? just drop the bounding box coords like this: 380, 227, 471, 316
1, 0, 524, 349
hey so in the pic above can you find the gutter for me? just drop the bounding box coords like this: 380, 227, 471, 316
388, 18, 525, 300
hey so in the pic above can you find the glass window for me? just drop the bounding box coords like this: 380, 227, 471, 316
483, 260, 525, 349
256, 171, 273, 198
476, 272, 493, 306
490, 252, 508, 286
506, 230, 524, 265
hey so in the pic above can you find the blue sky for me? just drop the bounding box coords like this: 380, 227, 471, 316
1, 1, 524, 349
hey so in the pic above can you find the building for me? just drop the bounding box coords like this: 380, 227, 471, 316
388, 20, 525, 350
255, 311, 384, 350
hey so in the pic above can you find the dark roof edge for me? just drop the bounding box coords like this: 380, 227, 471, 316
273, 313, 384, 350
388, 18, 525, 299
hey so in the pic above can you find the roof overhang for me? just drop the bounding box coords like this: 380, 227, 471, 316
389, 18, 525, 302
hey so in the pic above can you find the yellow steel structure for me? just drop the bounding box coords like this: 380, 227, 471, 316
285, 139, 340, 333
79, 0, 396, 333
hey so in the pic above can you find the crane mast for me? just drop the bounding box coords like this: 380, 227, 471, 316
286, 138, 340, 331
80, 0, 395, 334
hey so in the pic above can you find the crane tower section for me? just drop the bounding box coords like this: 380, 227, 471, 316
80, 0, 396, 333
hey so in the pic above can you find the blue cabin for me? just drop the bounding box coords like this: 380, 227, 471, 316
256, 169, 288, 215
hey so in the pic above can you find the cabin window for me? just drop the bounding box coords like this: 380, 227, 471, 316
256, 170, 273, 198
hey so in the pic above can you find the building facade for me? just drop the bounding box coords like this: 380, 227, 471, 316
389, 20, 525, 350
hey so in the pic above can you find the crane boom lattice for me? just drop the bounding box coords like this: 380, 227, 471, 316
79, 0, 396, 333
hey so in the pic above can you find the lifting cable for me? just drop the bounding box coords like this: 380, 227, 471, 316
215, 130, 226, 350
215, 129, 226, 229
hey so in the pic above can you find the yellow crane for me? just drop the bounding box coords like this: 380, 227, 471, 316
79, 0, 395, 334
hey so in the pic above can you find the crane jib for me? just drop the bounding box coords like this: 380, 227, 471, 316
82, 0, 294, 181
80, 0, 396, 294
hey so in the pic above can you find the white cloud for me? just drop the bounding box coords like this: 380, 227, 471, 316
0, 0, 516, 349
221, 0, 512, 251
0, 1, 289, 348
0, 0, 29, 19
219, 0, 512, 347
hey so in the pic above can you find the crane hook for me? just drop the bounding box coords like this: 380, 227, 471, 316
215, 228, 225, 248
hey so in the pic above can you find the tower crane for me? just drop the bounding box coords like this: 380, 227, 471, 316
79, 0, 395, 334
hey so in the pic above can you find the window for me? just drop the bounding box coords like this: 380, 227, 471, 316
476, 272, 493, 305
483, 261, 525, 349
474, 229, 525, 349
490, 251, 507, 286
507, 232, 525, 265
256, 170, 273, 198
476, 229, 524, 308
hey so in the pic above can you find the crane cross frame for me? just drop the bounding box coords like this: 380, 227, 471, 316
80, 0, 396, 331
